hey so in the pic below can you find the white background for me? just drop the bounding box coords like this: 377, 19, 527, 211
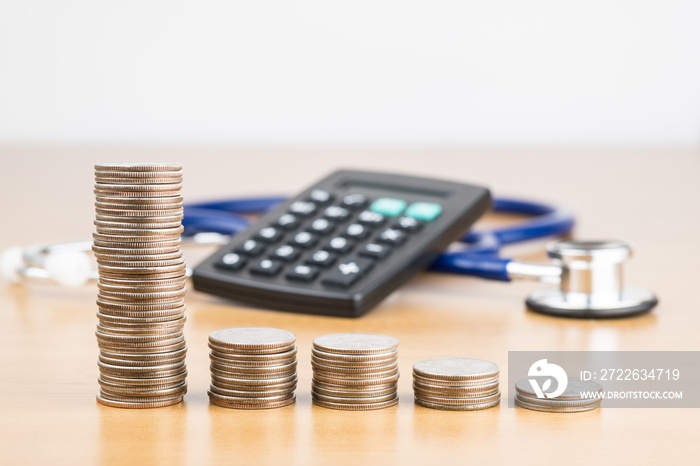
0, 1, 699, 146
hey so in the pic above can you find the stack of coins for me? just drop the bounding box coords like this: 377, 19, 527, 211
514, 377, 602, 413
311, 333, 399, 410
412, 358, 501, 411
208, 327, 297, 409
93, 163, 188, 409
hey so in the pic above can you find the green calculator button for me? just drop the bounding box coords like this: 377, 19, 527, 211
370, 197, 407, 217
405, 202, 442, 221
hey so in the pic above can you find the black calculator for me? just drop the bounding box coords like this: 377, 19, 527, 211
192, 170, 491, 317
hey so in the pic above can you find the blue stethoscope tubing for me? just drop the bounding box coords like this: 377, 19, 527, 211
183, 196, 574, 283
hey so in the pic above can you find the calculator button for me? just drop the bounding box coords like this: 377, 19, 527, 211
276, 214, 300, 230
289, 201, 317, 217
377, 228, 406, 245
309, 218, 335, 235
291, 231, 318, 249
250, 259, 282, 276
235, 239, 266, 257
256, 227, 283, 243
321, 258, 374, 288
308, 189, 333, 205
341, 193, 368, 210
324, 206, 350, 222
345, 223, 369, 240
357, 210, 386, 226
286, 264, 320, 282
216, 253, 246, 271
370, 197, 407, 217
405, 202, 442, 221
271, 245, 300, 262
305, 249, 337, 267
358, 243, 391, 260
326, 236, 354, 253
394, 216, 423, 232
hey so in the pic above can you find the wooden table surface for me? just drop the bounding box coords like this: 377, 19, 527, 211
1, 147, 698, 465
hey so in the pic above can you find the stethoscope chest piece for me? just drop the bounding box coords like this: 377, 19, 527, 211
525, 240, 658, 318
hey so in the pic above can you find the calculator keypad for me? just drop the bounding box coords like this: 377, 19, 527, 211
216, 191, 440, 289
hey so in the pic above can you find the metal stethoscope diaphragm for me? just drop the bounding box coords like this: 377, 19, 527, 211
510, 240, 658, 318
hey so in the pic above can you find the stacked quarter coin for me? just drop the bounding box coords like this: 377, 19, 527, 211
311, 333, 399, 410
412, 358, 501, 411
208, 327, 297, 409
514, 377, 602, 413
94, 163, 188, 409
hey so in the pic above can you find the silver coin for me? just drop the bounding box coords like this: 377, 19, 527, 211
209, 384, 295, 399
312, 396, 398, 411
514, 377, 602, 401
311, 379, 397, 393
312, 365, 399, 380
311, 384, 397, 399
209, 352, 296, 368
514, 393, 602, 408
313, 333, 398, 355
97, 325, 184, 338
208, 393, 296, 410
99, 377, 187, 392
311, 351, 397, 367
100, 346, 187, 361
311, 390, 397, 404
95, 162, 182, 172
94, 219, 184, 230
209, 347, 298, 362
100, 382, 187, 398
412, 372, 500, 388
95, 175, 183, 185
94, 199, 184, 211
311, 347, 398, 361
100, 352, 186, 367
210, 373, 298, 387
210, 358, 297, 372
98, 340, 187, 355
413, 358, 499, 381
93, 225, 184, 237
412, 380, 500, 397
514, 396, 601, 413
94, 182, 183, 192
96, 394, 184, 409
311, 359, 398, 375
414, 390, 501, 406
208, 327, 296, 351
415, 396, 501, 411
312, 371, 400, 386
209, 366, 297, 381
211, 378, 298, 393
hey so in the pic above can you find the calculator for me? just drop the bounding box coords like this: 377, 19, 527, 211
192, 170, 491, 317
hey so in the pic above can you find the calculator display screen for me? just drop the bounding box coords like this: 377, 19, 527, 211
341, 181, 448, 199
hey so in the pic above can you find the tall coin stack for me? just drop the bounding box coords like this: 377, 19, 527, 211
412, 358, 501, 411
208, 327, 298, 409
514, 377, 602, 413
93, 163, 188, 409
311, 333, 399, 410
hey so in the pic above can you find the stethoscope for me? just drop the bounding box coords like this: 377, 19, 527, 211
0, 195, 658, 319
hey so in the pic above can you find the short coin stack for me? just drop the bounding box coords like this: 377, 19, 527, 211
412, 358, 501, 411
93, 163, 188, 409
514, 377, 602, 413
311, 333, 399, 410
208, 327, 297, 409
